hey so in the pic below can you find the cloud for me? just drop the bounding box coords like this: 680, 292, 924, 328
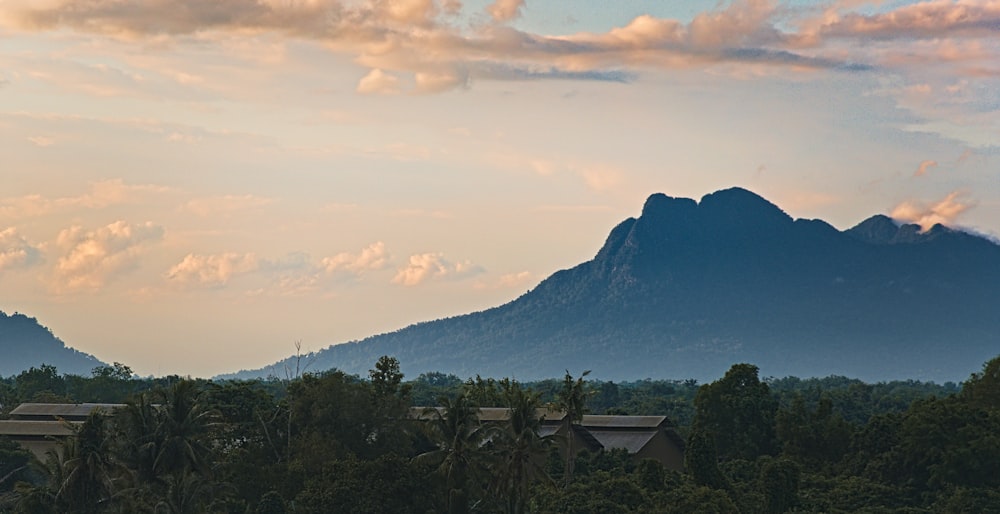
392, 252, 484, 286
166, 252, 261, 287
181, 194, 276, 217
914, 159, 938, 177
0, 228, 43, 273
27, 136, 54, 147
474, 270, 534, 289
0, 179, 171, 220
321, 242, 390, 274
51, 220, 165, 293
890, 191, 974, 231
357, 69, 401, 95
487, 0, 525, 22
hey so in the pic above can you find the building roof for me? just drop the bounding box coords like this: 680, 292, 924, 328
410, 407, 565, 423
0, 420, 79, 437
585, 429, 658, 454
581, 415, 668, 429
9, 403, 124, 419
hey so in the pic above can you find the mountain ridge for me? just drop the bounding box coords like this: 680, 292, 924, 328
0, 311, 107, 377
220, 187, 1000, 383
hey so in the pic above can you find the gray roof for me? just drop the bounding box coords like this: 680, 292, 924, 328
10, 403, 124, 419
581, 415, 667, 429
410, 407, 565, 423
0, 420, 79, 437
585, 429, 658, 454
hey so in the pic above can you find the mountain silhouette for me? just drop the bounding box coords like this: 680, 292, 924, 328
0, 311, 107, 377
223, 187, 1000, 382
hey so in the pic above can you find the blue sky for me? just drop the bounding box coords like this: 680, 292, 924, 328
1, 0, 998, 377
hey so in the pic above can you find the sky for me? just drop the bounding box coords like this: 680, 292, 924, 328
1, 0, 999, 378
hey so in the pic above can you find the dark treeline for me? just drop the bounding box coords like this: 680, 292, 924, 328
0, 356, 997, 513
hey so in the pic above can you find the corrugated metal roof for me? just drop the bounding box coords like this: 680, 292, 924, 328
0, 420, 79, 437
581, 415, 667, 428
10, 403, 124, 419
585, 429, 658, 454
410, 407, 565, 423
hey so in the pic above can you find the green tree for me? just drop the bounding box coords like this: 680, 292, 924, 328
415, 393, 494, 514
693, 364, 777, 461
555, 370, 590, 485
492, 380, 554, 514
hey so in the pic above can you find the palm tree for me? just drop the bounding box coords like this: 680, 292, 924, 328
58, 412, 120, 512
415, 393, 494, 514
554, 370, 590, 485
492, 380, 554, 514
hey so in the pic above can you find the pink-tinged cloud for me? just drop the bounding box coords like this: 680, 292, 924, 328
914, 159, 938, 177
0, 228, 43, 273
392, 252, 484, 286
166, 252, 261, 287
817, 0, 1000, 40
321, 242, 390, 274
0, 179, 171, 221
891, 191, 973, 231
487, 0, 525, 22
51, 220, 165, 293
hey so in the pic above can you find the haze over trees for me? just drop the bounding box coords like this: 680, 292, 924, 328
2, 355, 997, 512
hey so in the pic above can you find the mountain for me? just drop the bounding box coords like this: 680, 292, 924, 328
221, 188, 1000, 383
0, 311, 107, 377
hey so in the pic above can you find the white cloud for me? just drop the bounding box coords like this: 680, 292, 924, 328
166, 252, 261, 287
321, 242, 390, 274
392, 252, 484, 286
0, 228, 43, 273
51, 220, 165, 293
474, 270, 534, 289
357, 69, 401, 95
27, 136, 54, 147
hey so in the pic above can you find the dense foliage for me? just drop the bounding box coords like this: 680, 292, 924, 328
0, 355, 995, 513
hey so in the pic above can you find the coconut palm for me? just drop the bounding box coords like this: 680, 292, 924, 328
554, 370, 590, 485
415, 393, 495, 514
491, 381, 554, 514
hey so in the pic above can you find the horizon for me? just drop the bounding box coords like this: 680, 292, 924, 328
2, 0, 999, 377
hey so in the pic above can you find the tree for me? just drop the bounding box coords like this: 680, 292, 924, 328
555, 370, 590, 485
492, 380, 554, 514
693, 364, 777, 461
415, 393, 494, 514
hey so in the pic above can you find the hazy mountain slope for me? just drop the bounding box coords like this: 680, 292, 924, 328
0, 311, 107, 377
221, 188, 1000, 383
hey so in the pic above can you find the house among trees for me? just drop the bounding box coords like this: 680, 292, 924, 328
0, 403, 123, 458
411, 406, 685, 471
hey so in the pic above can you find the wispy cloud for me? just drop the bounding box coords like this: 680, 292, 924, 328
392, 252, 484, 286
50, 220, 165, 293
181, 194, 276, 217
0, 179, 171, 221
914, 159, 938, 177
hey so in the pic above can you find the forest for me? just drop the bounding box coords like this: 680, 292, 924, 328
1, 355, 999, 513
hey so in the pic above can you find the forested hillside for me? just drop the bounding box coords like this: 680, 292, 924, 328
0, 311, 105, 377
2, 355, 997, 512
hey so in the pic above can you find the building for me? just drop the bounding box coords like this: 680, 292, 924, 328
411, 407, 684, 470
0, 403, 123, 459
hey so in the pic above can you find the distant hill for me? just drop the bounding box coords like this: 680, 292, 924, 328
0, 311, 106, 377
220, 188, 1000, 383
